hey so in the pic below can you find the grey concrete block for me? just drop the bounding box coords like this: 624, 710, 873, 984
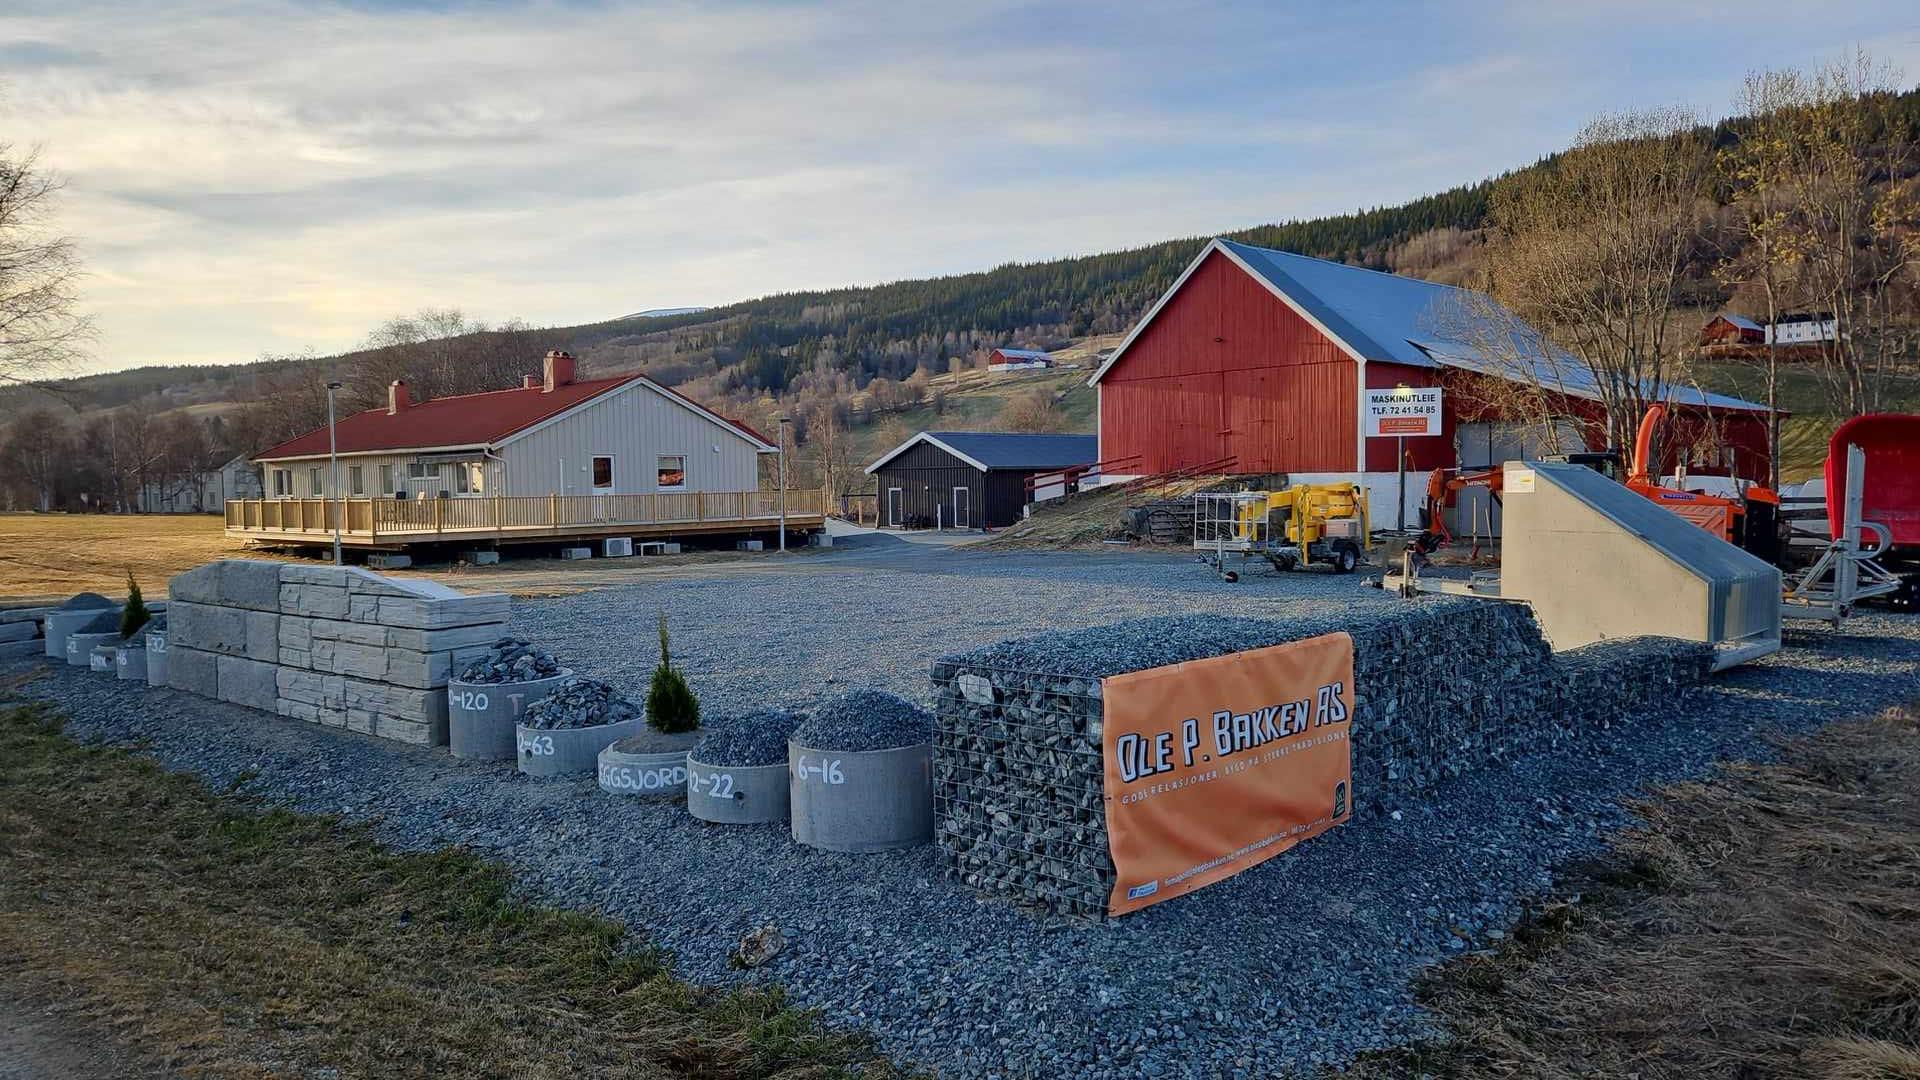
560, 547, 593, 560
736, 540, 764, 552
276, 667, 345, 708
344, 568, 460, 598
808, 533, 834, 548
462, 550, 501, 565
220, 560, 284, 612
376, 714, 443, 746
344, 708, 375, 735
342, 676, 448, 726
374, 594, 510, 631
215, 654, 279, 712
0, 639, 43, 661
279, 615, 314, 651
0, 621, 36, 643
309, 618, 387, 647
366, 554, 412, 570
279, 582, 349, 619
386, 623, 502, 653
167, 563, 222, 605
0, 607, 49, 625
166, 645, 220, 698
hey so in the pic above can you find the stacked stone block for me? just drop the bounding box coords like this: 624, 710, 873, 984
166, 560, 507, 745
931, 599, 1713, 919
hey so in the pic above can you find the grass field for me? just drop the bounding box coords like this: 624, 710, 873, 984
0, 512, 244, 603
0, 701, 900, 1079
1357, 702, 1920, 1079
1692, 360, 1920, 482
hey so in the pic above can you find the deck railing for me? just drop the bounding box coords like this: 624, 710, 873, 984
225, 489, 824, 542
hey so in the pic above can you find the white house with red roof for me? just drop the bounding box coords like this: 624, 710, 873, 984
253, 350, 776, 502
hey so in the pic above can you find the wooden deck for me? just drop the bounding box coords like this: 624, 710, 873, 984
225, 491, 826, 549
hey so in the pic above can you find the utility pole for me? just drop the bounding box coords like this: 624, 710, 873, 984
326, 380, 343, 566
777, 414, 792, 552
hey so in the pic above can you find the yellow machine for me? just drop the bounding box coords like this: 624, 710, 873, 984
1194, 483, 1372, 580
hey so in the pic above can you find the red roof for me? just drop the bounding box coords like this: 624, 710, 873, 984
256, 375, 774, 460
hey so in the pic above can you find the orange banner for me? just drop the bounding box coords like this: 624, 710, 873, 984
1101, 633, 1354, 916
1378, 415, 1431, 436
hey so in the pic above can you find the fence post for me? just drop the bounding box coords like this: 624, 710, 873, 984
434, 497, 444, 534
548, 493, 558, 534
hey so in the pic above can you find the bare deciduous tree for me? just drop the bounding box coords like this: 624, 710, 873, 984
997, 389, 1062, 433
0, 139, 92, 383
1486, 107, 1712, 454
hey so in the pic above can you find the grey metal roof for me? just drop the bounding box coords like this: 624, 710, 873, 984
1101, 239, 1767, 414
993, 347, 1052, 360
864, 431, 1098, 474
1719, 314, 1765, 332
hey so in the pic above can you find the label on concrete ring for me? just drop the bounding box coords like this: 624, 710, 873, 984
598, 761, 688, 792
518, 733, 556, 757
790, 755, 846, 785
689, 766, 741, 800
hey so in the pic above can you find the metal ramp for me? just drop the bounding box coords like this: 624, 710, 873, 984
1388, 460, 1782, 670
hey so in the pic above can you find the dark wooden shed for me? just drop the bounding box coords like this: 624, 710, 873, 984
863, 432, 1098, 530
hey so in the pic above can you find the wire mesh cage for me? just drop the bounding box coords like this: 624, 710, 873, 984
1192, 492, 1270, 552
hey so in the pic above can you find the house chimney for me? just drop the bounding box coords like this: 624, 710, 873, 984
542, 350, 576, 393
387, 379, 410, 415
522, 374, 540, 389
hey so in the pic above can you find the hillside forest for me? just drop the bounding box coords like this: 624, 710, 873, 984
1, 58, 1917, 511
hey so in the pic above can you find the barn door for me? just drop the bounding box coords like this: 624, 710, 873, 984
952, 486, 970, 529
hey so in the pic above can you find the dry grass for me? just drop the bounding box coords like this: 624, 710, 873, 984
0, 511, 244, 602
986, 476, 1225, 549
0, 700, 903, 1080
1358, 702, 1920, 1079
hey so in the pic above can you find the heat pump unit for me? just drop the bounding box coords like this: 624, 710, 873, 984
602, 537, 635, 558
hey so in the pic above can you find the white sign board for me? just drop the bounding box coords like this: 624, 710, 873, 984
1363, 386, 1443, 438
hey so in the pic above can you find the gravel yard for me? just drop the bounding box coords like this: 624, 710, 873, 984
9, 544, 1920, 1079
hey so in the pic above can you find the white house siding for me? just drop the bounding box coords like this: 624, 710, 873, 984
496, 382, 761, 497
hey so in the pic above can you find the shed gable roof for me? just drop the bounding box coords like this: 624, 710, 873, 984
864, 431, 1098, 474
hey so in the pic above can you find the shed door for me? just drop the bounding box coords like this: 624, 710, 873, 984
953, 486, 970, 529
887, 487, 903, 527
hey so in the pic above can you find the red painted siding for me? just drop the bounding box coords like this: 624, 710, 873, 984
1101, 251, 1356, 473
1363, 361, 1456, 471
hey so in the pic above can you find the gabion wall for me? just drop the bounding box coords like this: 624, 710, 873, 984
931, 598, 1712, 919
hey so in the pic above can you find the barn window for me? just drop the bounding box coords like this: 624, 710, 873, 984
657, 455, 687, 491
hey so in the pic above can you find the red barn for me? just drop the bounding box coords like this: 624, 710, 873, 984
1088, 239, 1772, 525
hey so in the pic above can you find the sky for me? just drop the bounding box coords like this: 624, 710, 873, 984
4, 1, 1918, 376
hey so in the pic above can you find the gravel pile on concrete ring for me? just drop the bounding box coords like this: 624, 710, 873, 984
692, 709, 806, 766
458, 637, 563, 683
520, 677, 635, 730
789, 688, 933, 751
59, 592, 114, 611
71, 610, 122, 635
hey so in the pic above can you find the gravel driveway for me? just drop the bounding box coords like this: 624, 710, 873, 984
10, 540, 1919, 1079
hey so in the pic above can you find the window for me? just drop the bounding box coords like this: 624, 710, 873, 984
272, 469, 292, 497
656, 455, 687, 491
591, 456, 614, 489
454, 462, 484, 495
379, 464, 393, 494
348, 465, 364, 495
406, 462, 441, 481
308, 468, 322, 496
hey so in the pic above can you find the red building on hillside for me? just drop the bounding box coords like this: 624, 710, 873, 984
1087, 239, 1772, 525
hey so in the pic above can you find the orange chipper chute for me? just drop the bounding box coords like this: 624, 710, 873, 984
1624, 404, 1777, 548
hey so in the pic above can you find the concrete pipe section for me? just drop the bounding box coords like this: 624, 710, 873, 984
516, 716, 644, 778
66, 631, 123, 667
687, 759, 790, 825
116, 644, 149, 682
89, 645, 117, 672
144, 629, 169, 688
448, 671, 573, 761
788, 741, 934, 852
597, 731, 698, 799
44, 606, 117, 659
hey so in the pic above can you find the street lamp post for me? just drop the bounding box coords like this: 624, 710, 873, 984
326, 380, 343, 566
777, 414, 792, 552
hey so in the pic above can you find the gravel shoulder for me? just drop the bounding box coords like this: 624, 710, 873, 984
9, 546, 1918, 1079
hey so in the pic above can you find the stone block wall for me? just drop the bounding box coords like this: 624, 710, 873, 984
930, 598, 1713, 919
166, 560, 508, 745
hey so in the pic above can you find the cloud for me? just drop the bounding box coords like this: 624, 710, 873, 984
2, 0, 1914, 373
